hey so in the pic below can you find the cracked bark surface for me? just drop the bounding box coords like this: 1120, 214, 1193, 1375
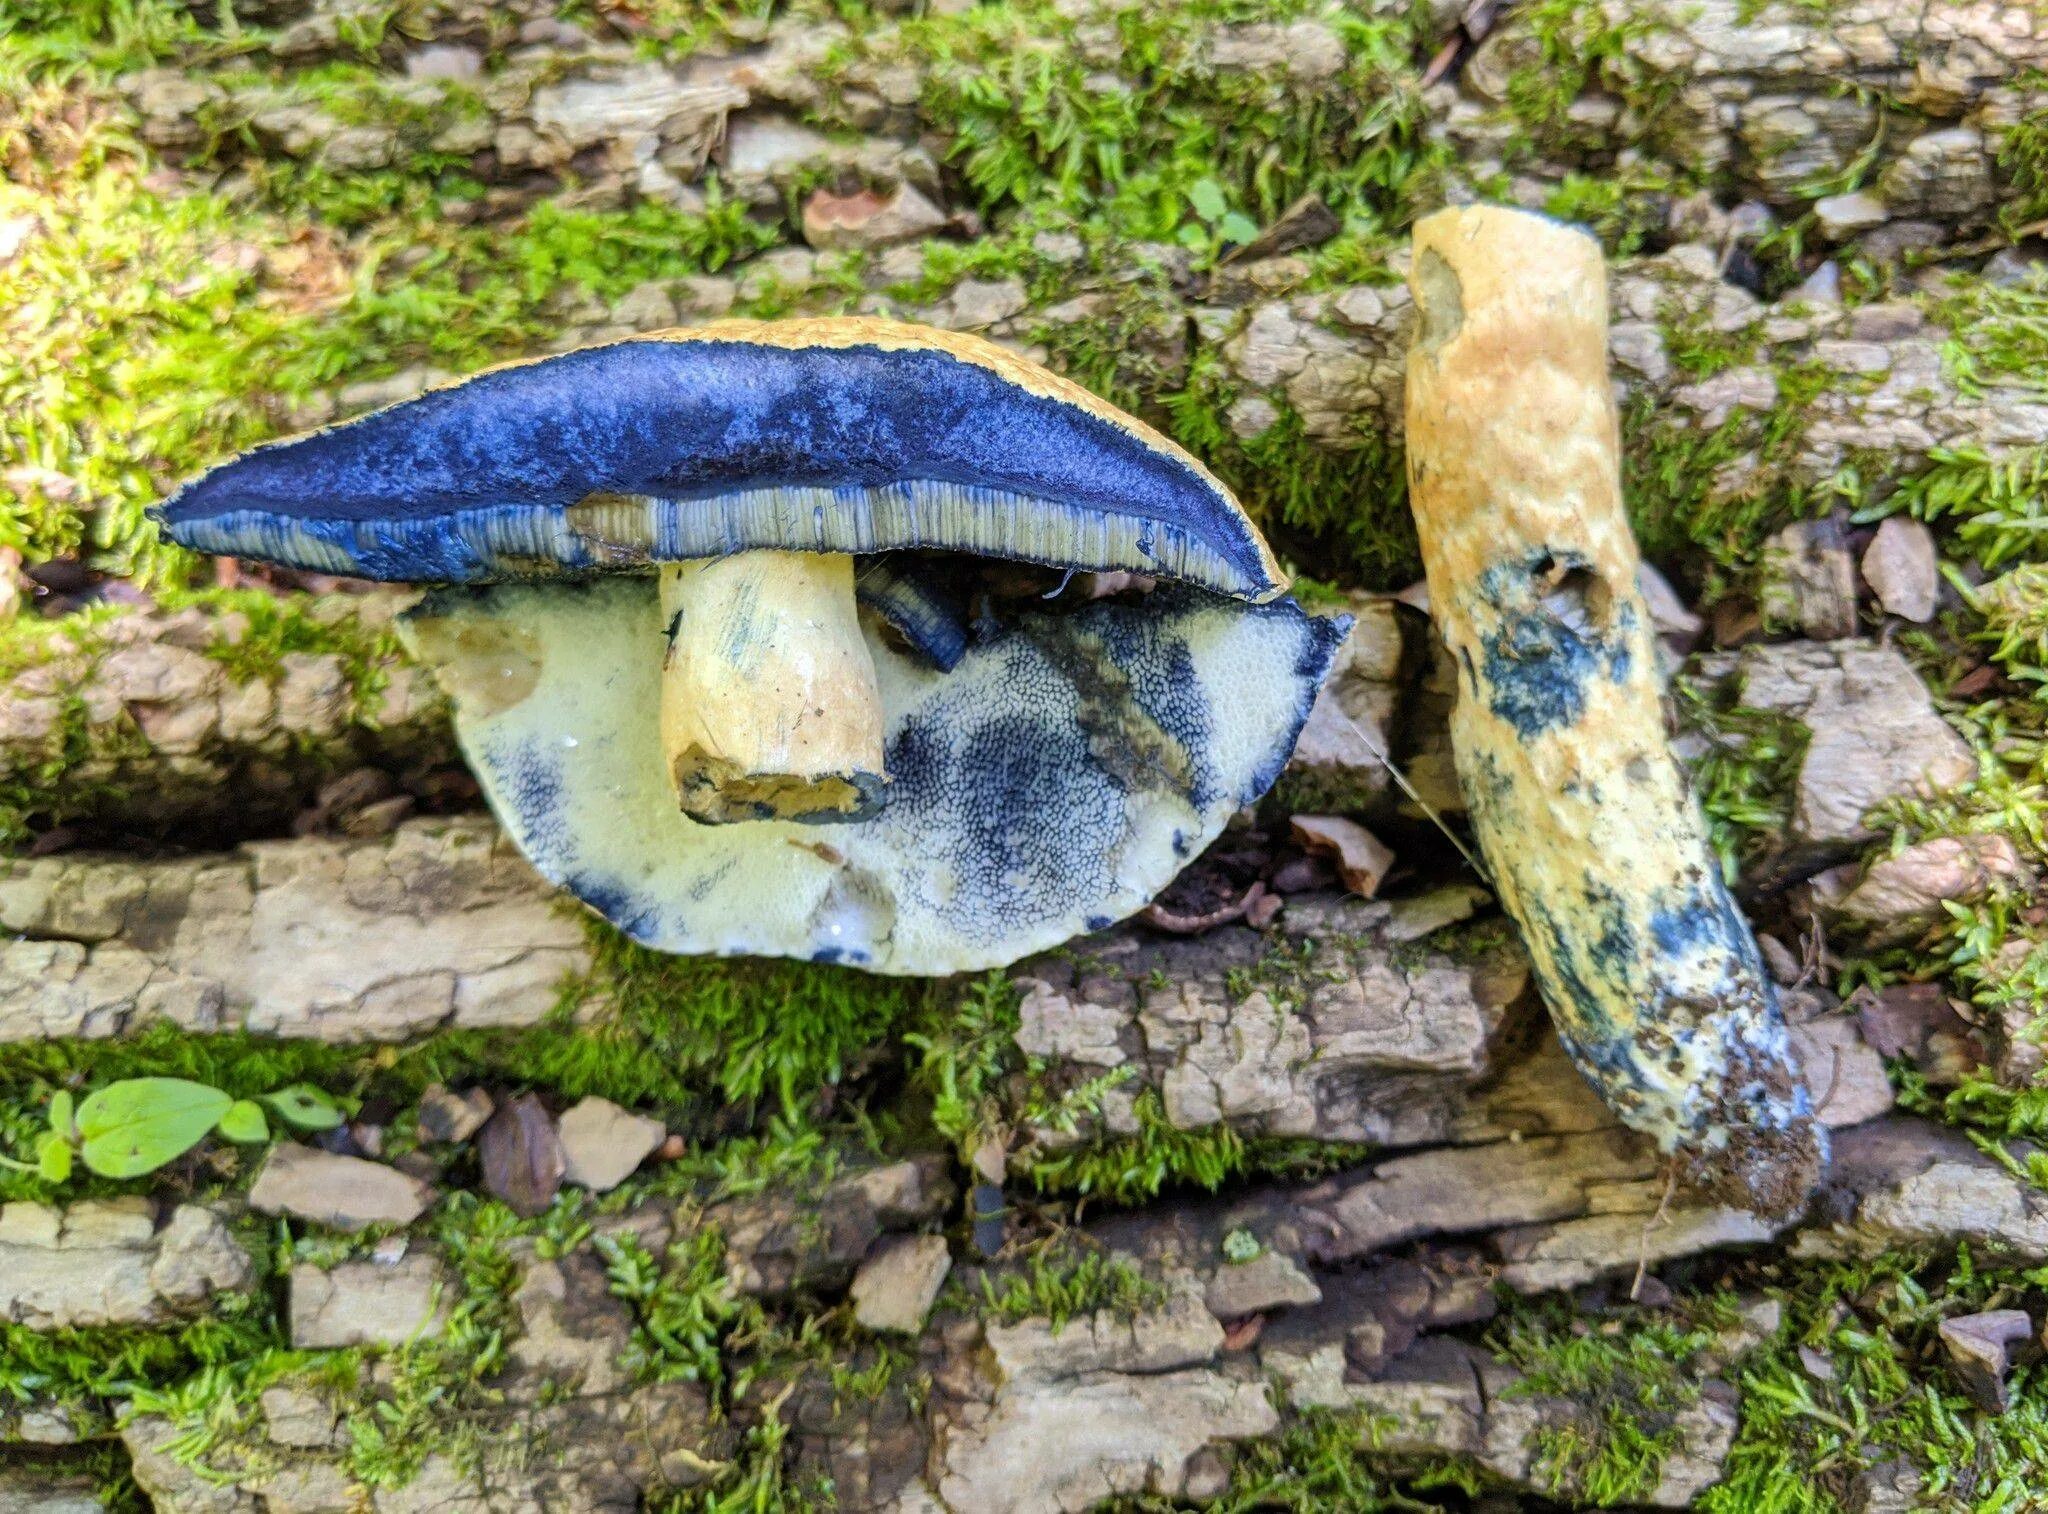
0, 595, 455, 844
112, 0, 2047, 260
0, 818, 586, 1042
28, 1086, 2048, 1512
0, 812, 1923, 1509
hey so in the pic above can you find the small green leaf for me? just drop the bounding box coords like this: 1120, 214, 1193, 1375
36, 1133, 72, 1185
76, 1079, 232, 1179
262, 1085, 345, 1132
1217, 211, 1260, 246
1187, 178, 1228, 223
217, 1100, 270, 1144
1221, 1226, 1262, 1264
48, 1090, 73, 1140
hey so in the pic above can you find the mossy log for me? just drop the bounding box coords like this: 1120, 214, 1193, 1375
6, 1101, 2029, 1513
1403, 206, 1824, 1217
5, 222, 2018, 857
0, 595, 455, 848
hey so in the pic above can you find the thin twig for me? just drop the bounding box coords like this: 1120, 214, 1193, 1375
1631, 1165, 1679, 1302
1335, 707, 1493, 883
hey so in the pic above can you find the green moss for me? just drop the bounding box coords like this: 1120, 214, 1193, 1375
598, 1224, 750, 1388
1491, 1297, 1726, 1504
0, 1296, 283, 1438
895, 0, 1443, 248
1017, 1088, 1252, 1203
1703, 1250, 2048, 1513
905, 970, 1020, 1166
1544, 171, 1674, 258
1027, 277, 1192, 416
1673, 672, 1813, 883
571, 921, 942, 1118
1997, 78, 2048, 236
1, 112, 775, 580
0, 928, 941, 1207
1661, 301, 1764, 383
1935, 266, 2048, 401
965, 1235, 1168, 1329
1887, 445, 2048, 572
1168, 349, 1420, 589
1193, 1404, 1453, 1512
511, 191, 778, 299
1496, 0, 1683, 168
165, 587, 406, 708
1623, 357, 1846, 576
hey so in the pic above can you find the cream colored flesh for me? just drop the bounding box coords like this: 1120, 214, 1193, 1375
657, 552, 887, 823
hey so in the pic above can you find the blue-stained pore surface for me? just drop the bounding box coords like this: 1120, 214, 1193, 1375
154, 337, 1282, 601
415, 579, 1343, 974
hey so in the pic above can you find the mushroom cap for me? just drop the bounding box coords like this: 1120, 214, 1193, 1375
155, 318, 1287, 602
402, 578, 1344, 974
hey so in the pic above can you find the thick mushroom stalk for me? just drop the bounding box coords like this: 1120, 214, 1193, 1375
658, 551, 887, 823
1403, 205, 1824, 1217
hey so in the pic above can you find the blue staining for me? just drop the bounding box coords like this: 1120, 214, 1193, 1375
155, 337, 1279, 598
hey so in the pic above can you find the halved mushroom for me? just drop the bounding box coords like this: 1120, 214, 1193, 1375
156, 318, 1342, 973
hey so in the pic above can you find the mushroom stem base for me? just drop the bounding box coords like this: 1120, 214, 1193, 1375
658, 551, 887, 824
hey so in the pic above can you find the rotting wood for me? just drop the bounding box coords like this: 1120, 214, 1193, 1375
1402, 205, 1824, 1217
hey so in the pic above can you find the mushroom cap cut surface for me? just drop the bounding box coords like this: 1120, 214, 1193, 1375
155, 318, 1285, 601
401, 579, 1343, 974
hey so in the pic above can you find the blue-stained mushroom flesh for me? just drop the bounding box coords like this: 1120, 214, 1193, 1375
154, 320, 1286, 602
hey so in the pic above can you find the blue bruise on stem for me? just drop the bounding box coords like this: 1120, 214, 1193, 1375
1473, 556, 1635, 738
854, 555, 972, 671
152, 333, 1284, 601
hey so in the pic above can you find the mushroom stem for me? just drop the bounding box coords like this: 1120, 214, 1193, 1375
1403, 205, 1823, 1217
658, 551, 888, 824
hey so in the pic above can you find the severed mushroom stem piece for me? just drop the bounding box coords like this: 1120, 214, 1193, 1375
1403, 205, 1825, 1217
658, 551, 888, 823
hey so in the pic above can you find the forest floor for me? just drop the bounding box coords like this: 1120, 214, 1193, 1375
5, 0, 2048, 1509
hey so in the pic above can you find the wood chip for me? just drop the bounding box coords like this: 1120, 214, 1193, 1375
478, 1092, 564, 1218
1289, 815, 1395, 898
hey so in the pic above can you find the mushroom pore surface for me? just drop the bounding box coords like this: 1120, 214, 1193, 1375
401, 577, 1344, 974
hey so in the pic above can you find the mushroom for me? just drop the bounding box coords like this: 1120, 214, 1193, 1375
1402, 207, 1823, 1215
156, 318, 1345, 973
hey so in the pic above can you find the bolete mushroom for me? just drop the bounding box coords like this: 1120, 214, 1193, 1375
156, 318, 1345, 973
1402, 207, 1824, 1215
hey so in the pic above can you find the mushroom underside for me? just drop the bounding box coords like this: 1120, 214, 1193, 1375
400, 578, 1344, 975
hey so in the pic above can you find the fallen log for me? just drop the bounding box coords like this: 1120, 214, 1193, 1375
0, 594, 456, 847
9, 1099, 2027, 1514
0, 818, 585, 1042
